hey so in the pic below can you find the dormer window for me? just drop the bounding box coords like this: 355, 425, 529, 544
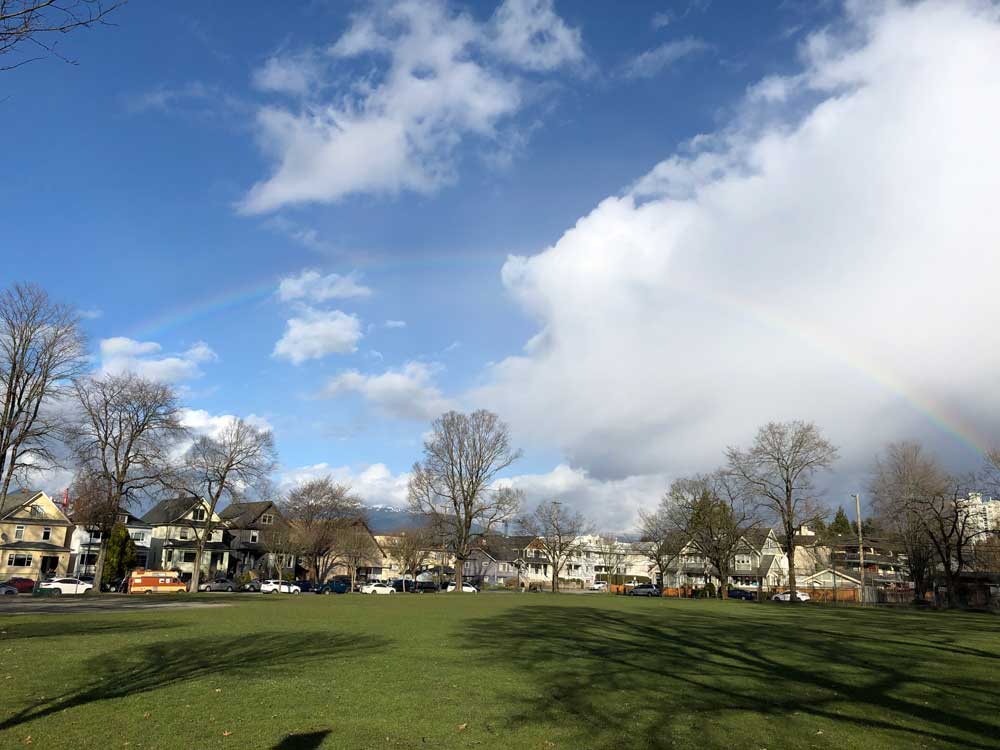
29, 504, 43, 517
117, 514, 128, 524
260, 514, 273, 525
192, 508, 207, 522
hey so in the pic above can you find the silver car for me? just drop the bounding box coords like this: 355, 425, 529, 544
0, 583, 17, 596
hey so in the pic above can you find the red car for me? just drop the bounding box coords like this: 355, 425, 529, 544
4, 577, 35, 593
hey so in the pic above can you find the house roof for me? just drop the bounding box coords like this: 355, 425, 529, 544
478, 534, 536, 563
142, 496, 202, 525
802, 568, 862, 586
757, 554, 778, 576
0, 489, 40, 518
220, 501, 275, 529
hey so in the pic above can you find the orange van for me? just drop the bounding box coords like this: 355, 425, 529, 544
128, 569, 188, 594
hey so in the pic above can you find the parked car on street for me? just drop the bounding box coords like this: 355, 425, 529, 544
0, 583, 18, 596
361, 582, 396, 595
241, 579, 262, 592
316, 581, 349, 595
445, 582, 479, 594
625, 583, 661, 597
261, 580, 301, 594
588, 581, 608, 591
294, 580, 316, 593
414, 581, 440, 593
3, 577, 35, 593
199, 577, 237, 592
38, 577, 93, 595
390, 579, 417, 592
772, 591, 811, 602
727, 589, 754, 600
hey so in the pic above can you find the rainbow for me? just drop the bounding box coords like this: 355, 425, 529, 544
672, 279, 991, 456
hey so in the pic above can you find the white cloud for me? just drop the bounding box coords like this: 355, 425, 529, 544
180, 408, 273, 440
78, 308, 103, 320
277, 269, 372, 302
99, 337, 218, 383
253, 51, 322, 96
273, 308, 363, 364
384, 319, 407, 329
474, 0, 1000, 492
323, 361, 452, 421
278, 462, 411, 508
623, 37, 711, 79
489, 0, 584, 71
240, 0, 583, 213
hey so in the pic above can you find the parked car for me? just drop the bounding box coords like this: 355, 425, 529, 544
390, 579, 418, 592
241, 579, 262, 592
588, 581, 608, 591
199, 577, 237, 592
361, 582, 396, 595
0, 583, 18, 596
625, 583, 661, 597
445, 582, 479, 594
772, 591, 811, 602
261, 580, 301, 594
728, 589, 754, 601
414, 581, 440, 593
316, 581, 349, 595
38, 577, 93, 595
293, 580, 317, 593
3, 577, 35, 593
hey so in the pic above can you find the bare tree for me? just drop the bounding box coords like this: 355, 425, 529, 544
518, 499, 589, 592
869, 441, 942, 601
1, 0, 123, 71
175, 418, 277, 594
0, 283, 86, 500
282, 476, 360, 584
68, 373, 182, 589
636, 504, 684, 590
595, 534, 627, 591
666, 472, 759, 599
335, 522, 379, 592
384, 527, 433, 591
408, 410, 523, 592
726, 421, 837, 602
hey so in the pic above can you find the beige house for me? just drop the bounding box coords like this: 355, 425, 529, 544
0, 490, 73, 581
143, 496, 230, 583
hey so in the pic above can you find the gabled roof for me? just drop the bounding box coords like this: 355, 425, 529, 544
220, 501, 276, 529
142, 496, 202, 525
477, 534, 536, 563
0, 489, 42, 520
802, 568, 862, 586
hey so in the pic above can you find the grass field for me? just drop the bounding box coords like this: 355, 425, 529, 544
1, 594, 998, 750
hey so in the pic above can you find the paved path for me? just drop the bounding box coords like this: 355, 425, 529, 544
0, 594, 235, 615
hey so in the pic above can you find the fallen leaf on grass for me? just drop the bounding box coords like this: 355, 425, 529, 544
142, 712, 150, 719
23, 737, 32, 745
457, 724, 467, 731
222, 731, 233, 737
214, 688, 222, 693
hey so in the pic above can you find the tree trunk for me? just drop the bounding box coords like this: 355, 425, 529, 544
454, 557, 464, 592
552, 565, 559, 593
190, 533, 207, 594
91, 536, 110, 594
787, 543, 797, 602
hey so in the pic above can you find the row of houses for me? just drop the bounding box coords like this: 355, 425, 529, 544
0, 488, 970, 593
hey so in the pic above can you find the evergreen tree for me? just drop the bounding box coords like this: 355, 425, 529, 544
829, 506, 853, 536
103, 524, 138, 588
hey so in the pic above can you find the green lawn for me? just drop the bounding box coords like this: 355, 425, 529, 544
1, 594, 998, 750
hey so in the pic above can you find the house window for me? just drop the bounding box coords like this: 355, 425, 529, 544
130, 531, 146, 542
6, 553, 32, 567
117, 514, 128, 524
14, 525, 25, 540
249, 530, 259, 543
183, 552, 196, 563
260, 514, 273, 525
29, 504, 43, 517
180, 528, 189, 540
42, 527, 52, 541
192, 508, 206, 522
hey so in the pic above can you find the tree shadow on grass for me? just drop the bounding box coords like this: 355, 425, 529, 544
0, 631, 384, 731
0, 617, 180, 641
462, 603, 1000, 750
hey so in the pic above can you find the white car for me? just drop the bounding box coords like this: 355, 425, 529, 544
772, 591, 811, 602
361, 582, 395, 595
261, 580, 301, 594
588, 581, 608, 591
445, 583, 479, 593
39, 577, 93, 595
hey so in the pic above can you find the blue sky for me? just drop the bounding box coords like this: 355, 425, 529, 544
5, 1, 1000, 527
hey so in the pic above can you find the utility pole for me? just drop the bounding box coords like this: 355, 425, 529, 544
854, 493, 865, 605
